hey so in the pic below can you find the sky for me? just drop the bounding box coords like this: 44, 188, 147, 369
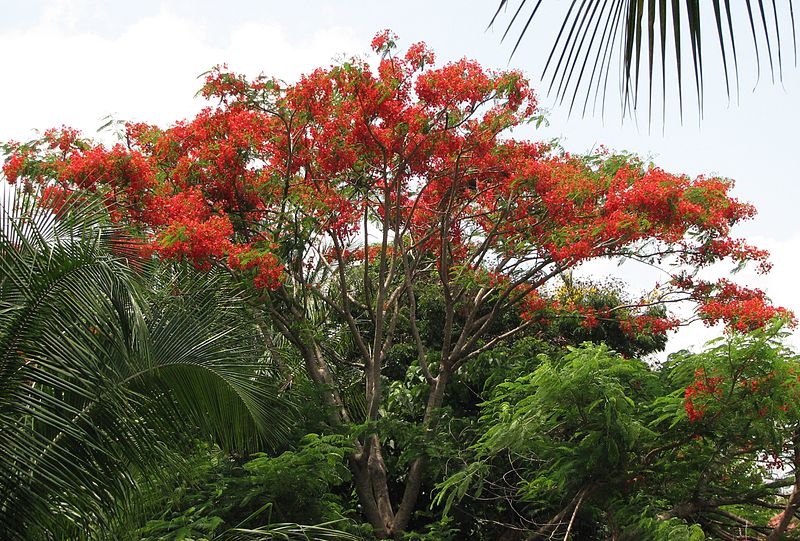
1, 0, 798, 356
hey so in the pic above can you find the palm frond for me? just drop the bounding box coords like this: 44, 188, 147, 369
492, 0, 797, 123
230, 521, 361, 540
138, 267, 295, 451
0, 188, 294, 538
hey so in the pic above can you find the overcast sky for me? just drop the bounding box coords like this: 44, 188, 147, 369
2, 0, 798, 355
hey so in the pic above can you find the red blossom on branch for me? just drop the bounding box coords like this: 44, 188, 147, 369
696, 279, 794, 332
1, 30, 789, 331
685, 368, 724, 422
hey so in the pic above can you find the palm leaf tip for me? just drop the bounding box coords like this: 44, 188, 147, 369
491, 0, 798, 124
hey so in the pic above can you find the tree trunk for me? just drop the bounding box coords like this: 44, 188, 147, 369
348, 371, 452, 538
350, 435, 396, 538
271, 300, 453, 538
299, 341, 351, 426
766, 434, 800, 541
526, 485, 595, 541
393, 370, 451, 535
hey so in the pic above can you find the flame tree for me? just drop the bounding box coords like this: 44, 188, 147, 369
2, 31, 789, 538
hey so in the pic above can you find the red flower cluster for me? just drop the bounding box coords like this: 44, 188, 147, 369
404, 41, 435, 69
685, 368, 724, 422
38, 185, 71, 217
228, 246, 284, 291
43, 127, 81, 154
146, 188, 234, 269
371, 29, 398, 54
60, 145, 153, 192
623, 314, 682, 336
155, 216, 233, 270
2, 143, 30, 184
520, 290, 551, 320
696, 279, 794, 332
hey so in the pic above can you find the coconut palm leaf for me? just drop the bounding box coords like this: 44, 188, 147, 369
491, 1, 797, 122
0, 189, 293, 539
230, 521, 361, 540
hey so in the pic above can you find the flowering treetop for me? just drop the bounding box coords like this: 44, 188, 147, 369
2, 30, 791, 343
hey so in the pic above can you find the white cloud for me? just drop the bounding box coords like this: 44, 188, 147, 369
41, 0, 106, 29
0, 5, 360, 142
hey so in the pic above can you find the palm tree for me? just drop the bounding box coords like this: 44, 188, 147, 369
0, 189, 292, 539
491, 1, 797, 122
